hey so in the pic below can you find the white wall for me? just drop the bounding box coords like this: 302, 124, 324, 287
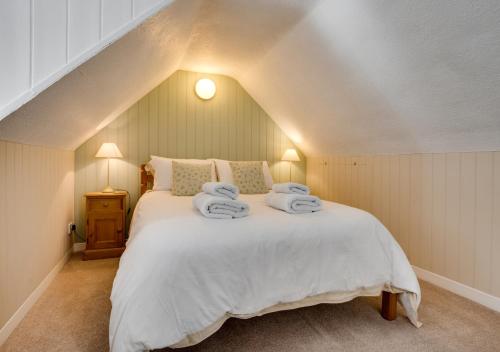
0, 140, 74, 335
307, 152, 500, 299
0, 0, 174, 121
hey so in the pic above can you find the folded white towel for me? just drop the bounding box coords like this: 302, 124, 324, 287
193, 193, 249, 219
265, 192, 322, 214
272, 182, 310, 195
202, 182, 239, 200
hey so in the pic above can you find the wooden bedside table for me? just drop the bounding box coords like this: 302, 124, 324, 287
83, 192, 126, 260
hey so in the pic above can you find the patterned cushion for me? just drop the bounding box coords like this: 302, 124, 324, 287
171, 161, 212, 196
229, 161, 268, 194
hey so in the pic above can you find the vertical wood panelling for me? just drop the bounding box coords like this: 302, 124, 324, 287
68, 0, 100, 60
492, 152, 500, 296
168, 72, 178, 158
133, 0, 161, 16
372, 155, 382, 223
186, 73, 196, 158
421, 154, 433, 270
75, 70, 305, 239
389, 155, 400, 244
327, 156, 336, 201
307, 151, 500, 299
444, 153, 460, 281
431, 154, 446, 276
102, 0, 133, 38
0, 140, 74, 329
398, 155, 410, 253
33, 0, 68, 83
381, 156, 391, 228
409, 154, 422, 265
459, 153, 476, 287
0, 1, 31, 106
0, 142, 7, 325
1, 0, 174, 120
474, 152, 493, 293
176, 74, 186, 158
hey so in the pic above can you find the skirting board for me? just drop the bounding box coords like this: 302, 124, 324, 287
413, 265, 500, 313
0, 248, 72, 346
73, 242, 86, 253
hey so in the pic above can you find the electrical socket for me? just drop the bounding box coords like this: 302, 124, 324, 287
67, 223, 76, 235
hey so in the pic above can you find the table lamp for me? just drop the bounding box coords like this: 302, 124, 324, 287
281, 148, 300, 182
95, 142, 123, 193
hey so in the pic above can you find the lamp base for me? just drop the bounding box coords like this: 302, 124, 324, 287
102, 185, 114, 193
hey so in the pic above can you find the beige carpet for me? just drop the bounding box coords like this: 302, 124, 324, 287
2, 255, 500, 352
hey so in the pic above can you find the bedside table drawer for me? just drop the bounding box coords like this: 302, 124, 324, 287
88, 198, 122, 211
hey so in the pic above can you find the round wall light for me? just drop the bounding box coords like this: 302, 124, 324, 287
195, 78, 216, 100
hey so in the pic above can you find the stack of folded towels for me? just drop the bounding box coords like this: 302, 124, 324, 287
265, 182, 322, 214
193, 182, 250, 219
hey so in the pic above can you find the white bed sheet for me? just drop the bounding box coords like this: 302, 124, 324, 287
109, 191, 421, 352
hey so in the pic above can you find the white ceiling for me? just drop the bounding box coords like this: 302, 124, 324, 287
1, 0, 499, 154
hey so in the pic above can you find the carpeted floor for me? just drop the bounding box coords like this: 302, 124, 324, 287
2, 255, 500, 352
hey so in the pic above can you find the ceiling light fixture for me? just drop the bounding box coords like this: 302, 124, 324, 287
195, 78, 216, 100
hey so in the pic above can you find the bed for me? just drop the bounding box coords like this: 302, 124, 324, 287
108, 165, 421, 352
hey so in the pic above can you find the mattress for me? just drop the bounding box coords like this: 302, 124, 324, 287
109, 191, 421, 352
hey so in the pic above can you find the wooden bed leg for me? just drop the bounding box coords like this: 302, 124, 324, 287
381, 291, 398, 321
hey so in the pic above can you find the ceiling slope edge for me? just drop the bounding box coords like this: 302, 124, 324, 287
0, 0, 177, 122
0, 0, 203, 151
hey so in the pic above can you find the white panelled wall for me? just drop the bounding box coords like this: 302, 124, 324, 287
0, 140, 74, 343
0, 0, 174, 121
307, 152, 500, 300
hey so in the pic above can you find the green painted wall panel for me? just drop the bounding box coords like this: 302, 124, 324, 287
75, 70, 306, 239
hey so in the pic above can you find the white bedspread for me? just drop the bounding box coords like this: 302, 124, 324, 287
109, 191, 421, 352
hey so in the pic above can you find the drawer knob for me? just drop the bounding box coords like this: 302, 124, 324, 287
102, 202, 109, 207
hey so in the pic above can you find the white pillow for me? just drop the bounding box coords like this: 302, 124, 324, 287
212, 159, 273, 189
212, 159, 233, 184
148, 156, 216, 191
262, 161, 274, 189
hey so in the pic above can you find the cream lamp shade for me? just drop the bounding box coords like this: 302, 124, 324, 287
281, 148, 300, 162
195, 78, 216, 100
95, 143, 123, 193
95, 142, 123, 158
281, 148, 300, 182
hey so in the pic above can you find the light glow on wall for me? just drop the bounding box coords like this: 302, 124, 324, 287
288, 131, 303, 144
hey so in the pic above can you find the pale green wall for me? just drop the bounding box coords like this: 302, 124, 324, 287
75, 70, 306, 239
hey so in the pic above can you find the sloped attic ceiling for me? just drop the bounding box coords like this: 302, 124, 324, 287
1, 0, 499, 155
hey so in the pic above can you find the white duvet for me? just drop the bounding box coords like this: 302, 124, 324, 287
109, 191, 421, 352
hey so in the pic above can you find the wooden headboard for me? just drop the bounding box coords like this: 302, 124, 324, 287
140, 164, 154, 195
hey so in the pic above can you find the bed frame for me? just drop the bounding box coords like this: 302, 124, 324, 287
139, 164, 398, 321
140, 164, 154, 195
